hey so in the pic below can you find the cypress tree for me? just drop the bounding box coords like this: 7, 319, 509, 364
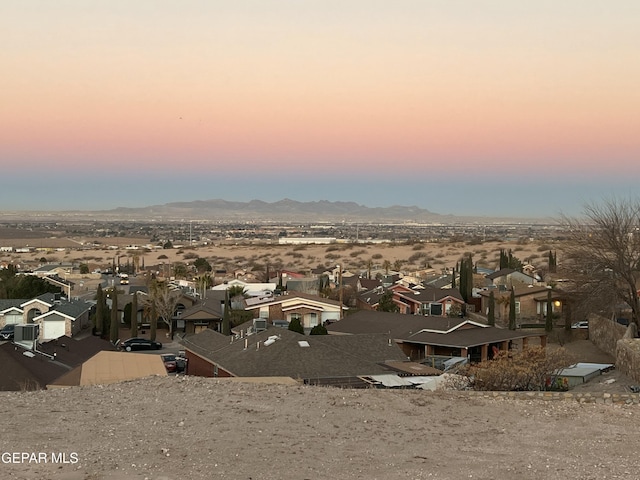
130, 291, 138, 337
508, 287, 517, 330
545, 289, 553, 332
110, 288, 119, 343
451, 266, 456, 289
150, 303, 157, 341
222, 289, 231, 335
95, 284, 104, 335
488, 291, 495, 326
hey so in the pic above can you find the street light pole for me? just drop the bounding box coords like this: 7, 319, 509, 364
338, 264, 343, 320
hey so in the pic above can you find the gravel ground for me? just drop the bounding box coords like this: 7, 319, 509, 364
2, 375, 640, 480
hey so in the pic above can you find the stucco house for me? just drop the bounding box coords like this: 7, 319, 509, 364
0, 293, 92, 340
244, 291, 345, 329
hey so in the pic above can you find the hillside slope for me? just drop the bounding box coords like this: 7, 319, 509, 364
1, 376, 638, 479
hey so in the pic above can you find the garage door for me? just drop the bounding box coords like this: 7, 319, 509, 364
42, 320, 66, 340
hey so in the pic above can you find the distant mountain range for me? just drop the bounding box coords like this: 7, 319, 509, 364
104, 198, 547, 223
0, 199, 551, 223
107, 198, 447, 222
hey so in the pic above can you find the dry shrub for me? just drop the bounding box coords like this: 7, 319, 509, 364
464, 346, 573, 391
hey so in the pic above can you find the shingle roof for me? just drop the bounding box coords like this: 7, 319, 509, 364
404, 326, 536, 349
395, 286, 464, 304
182, 328, 408, 379
327, 310, 465, 338
0, 335, 115, 391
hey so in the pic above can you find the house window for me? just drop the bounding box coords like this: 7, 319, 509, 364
309, 312, 318, 326
290, 313, 302, 321
429, 303, 443, 316
515, 301, 521, 315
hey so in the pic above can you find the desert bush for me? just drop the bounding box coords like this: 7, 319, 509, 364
325, 253, 340, 260
537, 244, 552, 252
464, 346, 573, 391
325, 245, 340, 252
183, 252, 198, 260
412, 244, 425, 251
372, 253, 383, 260
349, 249, 366, 258
293, 245, 306, 251
408, 251, 427, 263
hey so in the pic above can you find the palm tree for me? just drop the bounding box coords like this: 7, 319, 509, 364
382, 260, 391, 275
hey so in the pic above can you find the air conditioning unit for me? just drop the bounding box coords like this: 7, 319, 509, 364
253, 319, 267, 332
14, 324, 39, 342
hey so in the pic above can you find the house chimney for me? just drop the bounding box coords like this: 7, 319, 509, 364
244, 338, 248, 350
256, 341, 260, 350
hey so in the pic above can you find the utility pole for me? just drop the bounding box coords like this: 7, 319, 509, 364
338, 264, 343, 320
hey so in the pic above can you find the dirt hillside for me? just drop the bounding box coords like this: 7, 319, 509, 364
1, 376, 639, 480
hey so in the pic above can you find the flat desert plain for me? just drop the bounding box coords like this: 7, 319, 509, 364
1, 234, 558, 277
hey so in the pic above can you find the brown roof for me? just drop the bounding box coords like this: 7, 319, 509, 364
182, 327, 408, 379
49, 351, 167, 388
326, 310, 466, 338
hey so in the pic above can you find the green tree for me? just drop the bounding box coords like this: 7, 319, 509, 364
310, 324, 328, 335
487, 291, 496, 326
150, 303, 157, 341
548, 250, 557, 273
194, 257, 212, 273
222, 289, 231, 336
458, 254, 474, 303
123, 302, 132, 327
109, 288, 119, 343
94, 284, 105, 335
79, 263, 89, 274
288, 318, 305, 334
382, 259, 391, 275
545, 289, 553, 333
508, 287, 517, 330
130, 291, 138, 337
377, 291, 399, 312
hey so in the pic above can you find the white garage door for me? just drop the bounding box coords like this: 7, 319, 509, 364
42, 320, 66, 340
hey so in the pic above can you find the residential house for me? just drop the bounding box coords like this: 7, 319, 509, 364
485, 268, 538, 290
390, 285, 465, 316
0, 335, 116, 391
327, 310, 546, 363
477, 285, 555, 323
175, 297, 224, 335
244, 291, 345, 329
181, 327, 412, 387
1, 293, 92, 340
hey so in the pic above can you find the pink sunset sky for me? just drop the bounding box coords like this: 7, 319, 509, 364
1, 1, 639, 216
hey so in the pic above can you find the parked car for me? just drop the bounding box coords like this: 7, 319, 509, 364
160, 353, 177, 373
0, 324, 16, 340
121, 337, 162, 351
571, 320, 589, 329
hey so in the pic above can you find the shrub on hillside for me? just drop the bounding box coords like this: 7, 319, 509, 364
463, 346, 573, 392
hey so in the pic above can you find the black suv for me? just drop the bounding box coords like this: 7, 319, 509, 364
0, 324, 16, 341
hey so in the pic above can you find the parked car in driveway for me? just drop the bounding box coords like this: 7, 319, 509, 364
121, 337, 162, 351
160, 353, 178, 373
571, 321, 589, 329
0, 324, 16, 340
